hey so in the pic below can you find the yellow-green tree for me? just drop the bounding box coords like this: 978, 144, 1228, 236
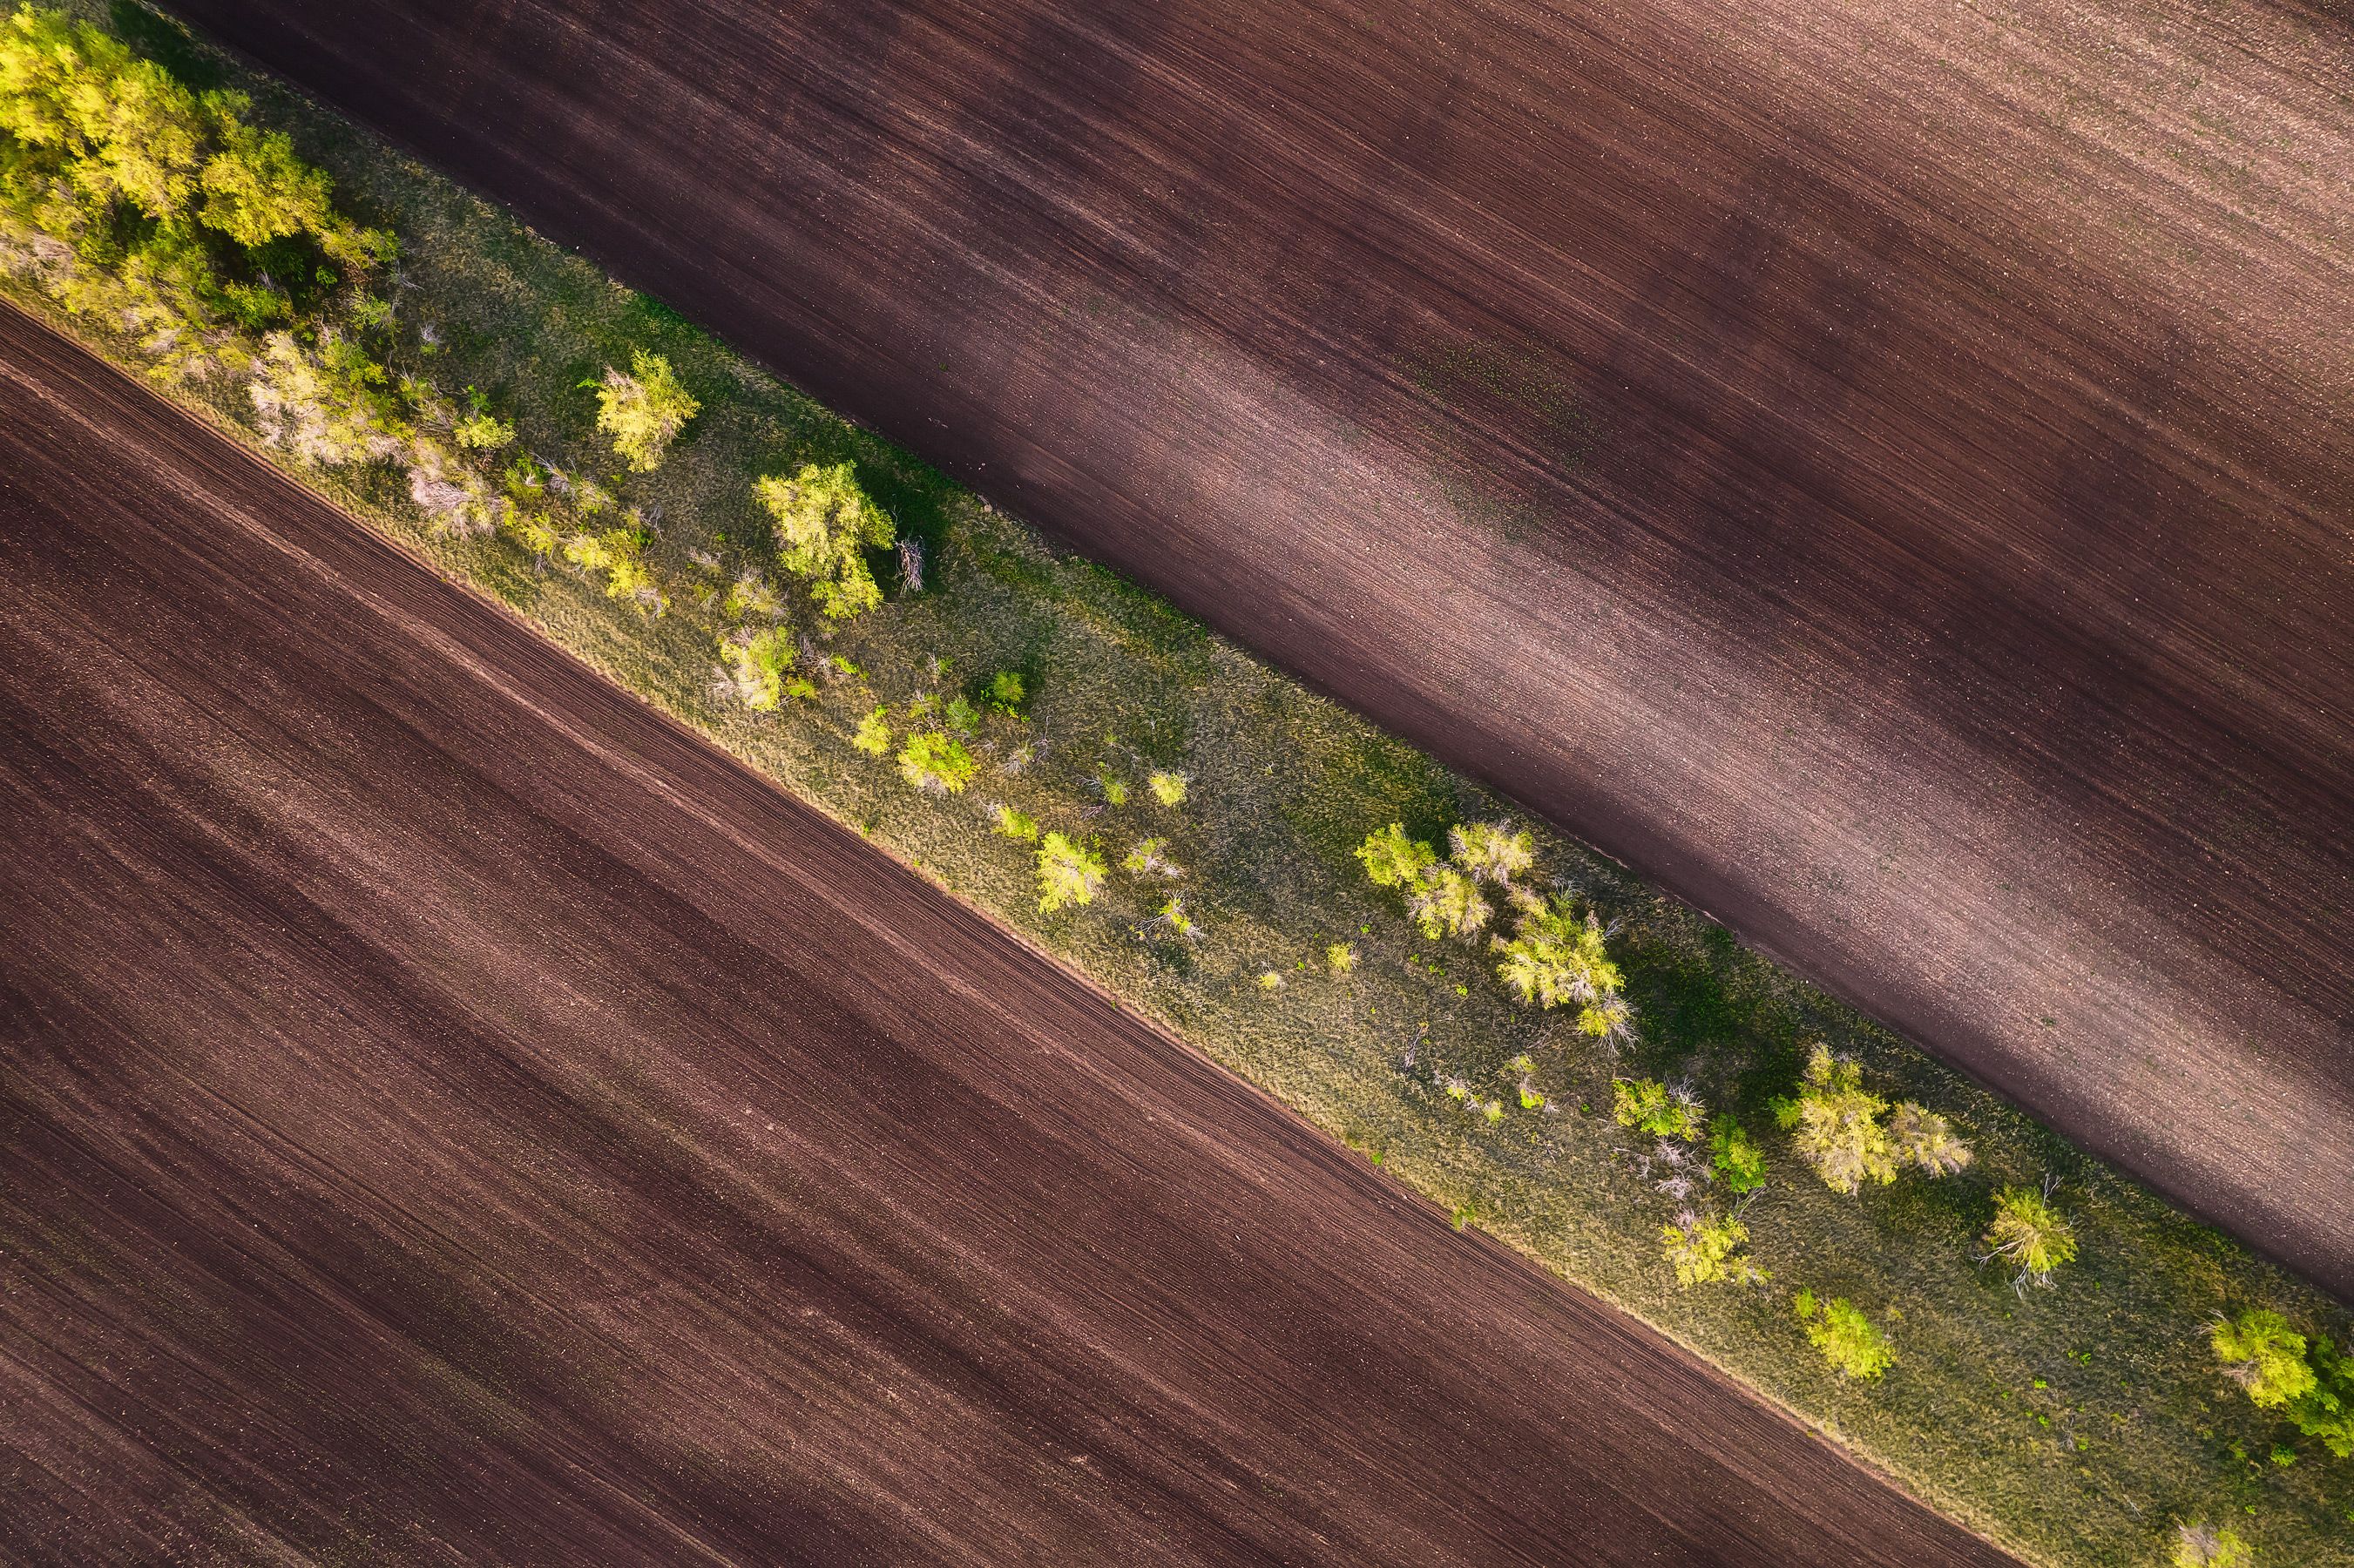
754, 460, 894, 618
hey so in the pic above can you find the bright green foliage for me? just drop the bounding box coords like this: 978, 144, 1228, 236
1708, 1119, 1767, 1194
992, 805, 1039, 841
1405, 863, 1490, 940
561, 526, 659, 605
1099, 771, 1129, 807
596, 348, 697, 472
1449, 821, 1533, 883
247, 329, 401, 468
1148, 769, 1187, 808
940, 696, 977, 733
2292, 1335, 2354, 1457
1257, 970, 1284, 991
200, 113, 334, 248
1613, 1078, 1703, 1142
1155, 896, 1196, 937
850, 706, 892, 757
2172, 1524, 2254, 1568
723, 572, 781, 619
896, 730, 975, 794
2212, 1310, 2316, 1409
1783, 1044, 1898, 1194
454, 409, 513, 449
986, 670, 1025, 715
1891, 1101, 1973, 1176
716, 625, 795, 711
754, 460, 893, 618
1356, 822, 1436, 889
1981, 1185, 2078, 1291
1661, 1211, 1766, 1288
1802, 1294, 1895, 1379
1492, 896, 1628, 1042
1326, 942, 1356, 975
1036, 832, 1106, 914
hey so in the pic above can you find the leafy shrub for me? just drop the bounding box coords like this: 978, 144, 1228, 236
1613, 1078, 1703, 1141
595, 348, 696, 471
985, 669, 1026, 715
1661, 1209, 1767, 1288
1448, 821, 1533, 883
1122, 837, 1180, 878
2171, 1524, 2253, 1568
1148, 769, 1187, 808
1098, 770, 1129, 807
1326, 942, 1356, 975
1772, 1044, 1971, 1195
715, 625, 795, 711
1405, 863, 1490, 940
1356, 822, 1436, 889
561, 525, 660, 607
1036, 832, 1105, 914
896, 730, 975, 794
1800, 1294, 1895, 1379
1708, 1119, 1767, 1193
850, 706, 892, 757
754, 459, 892, 618
1981, 1182, 2077, 1292
1492, 896, 1627, 1039
247, 328, 401, 469
453, 408, 512, 449
2213, 1310, 2316, 1409
992, 805, 1038, 841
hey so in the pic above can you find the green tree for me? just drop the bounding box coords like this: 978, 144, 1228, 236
851, 706, 892, 757
1148, 769, 1187, 808
2290, 1335, 2353, 1457
1492, 896, 1627, 1042
1406, 862, 1489, 940
1036, 832, 1106, 914
595, 348, 697, 471
1980, 1182, 2077, 1292
2212, 1309, 2316, 1409
454, 409, 513, 449
992, 805, 1039, 841
1890, 1100, 1972, 1176
1356, 821, 1436, 889
1774, 1044, 1897, 1194
1801, 1294, 1894, 1379
754, 459, 894, 618
896, 730, 975, 794
199, 112, 332, 247
1708, 1119, 1767, 1193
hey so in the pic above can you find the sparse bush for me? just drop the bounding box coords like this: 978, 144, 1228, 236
754, 460, 893, 618
1800, 1294, 1894, 1379
896, 730, 975, 794
1614, 1078, 1703, 1142
1149, 769, 1187, 808
1775, 1044, 1895, 1194
1153, 896, 1197, 938
1098, 770, 1130, 807
1981, 1181, 2077, 1292
986, 669, 1025, 715
1258, 969, 1284, 990
561, 524, 661, 607
1661, 1208, 1767, 1288
1708, 1119, 1767, 1194
1326, 942, 1356, 975
1122, 837, 1180, 878
992, 805, 1039, 841
1036, 832, 1106, 914
595, 348, 696, 471
943, 695, 979, 733
1891, 1100, 1973, 1176
1449, 821, 1533, 883
851, 705, 892, 757
2172, 1523, 2253, 1568
247, 329, 402, 469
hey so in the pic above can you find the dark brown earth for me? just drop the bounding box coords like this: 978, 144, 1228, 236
159, 0, 2354, 1299
0, 310, 2019, 1562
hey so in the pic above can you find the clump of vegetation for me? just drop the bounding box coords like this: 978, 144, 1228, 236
991, 804, 1038, 841
1035, 832, 1106, 914
985, 669, 1025, 716
896, 730, 976, 794
2212, 1309, 2354, 1457
1448, 820, 1533, 883
715, 625, 796, 711
595, 348, 696, 471
1708, 1119, 1767, 1193
755, 459, 893, 618
850, 705, 892, 757
1326, 942, 1356, 975
1613, 1077, 1704, 1142
1661, 1207, 1767, 1288
2170, 1524, 2253, 1568
1980, 1179, 2077, 1293
1148, 769, 1187, 808
1492, 896, 1628, 1040
1796, 1290, 1895, 1379
1354, 821, 1435, 889
1769, 1044, 1970, 1195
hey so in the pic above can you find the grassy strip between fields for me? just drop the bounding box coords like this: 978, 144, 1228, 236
8, 5, 2351, 1564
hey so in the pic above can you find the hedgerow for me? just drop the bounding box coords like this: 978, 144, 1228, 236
10, 9, 2350, 1564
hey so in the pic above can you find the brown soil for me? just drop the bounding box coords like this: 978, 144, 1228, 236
0, 310, 2018, 1563
159, 0, 2354, 1299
